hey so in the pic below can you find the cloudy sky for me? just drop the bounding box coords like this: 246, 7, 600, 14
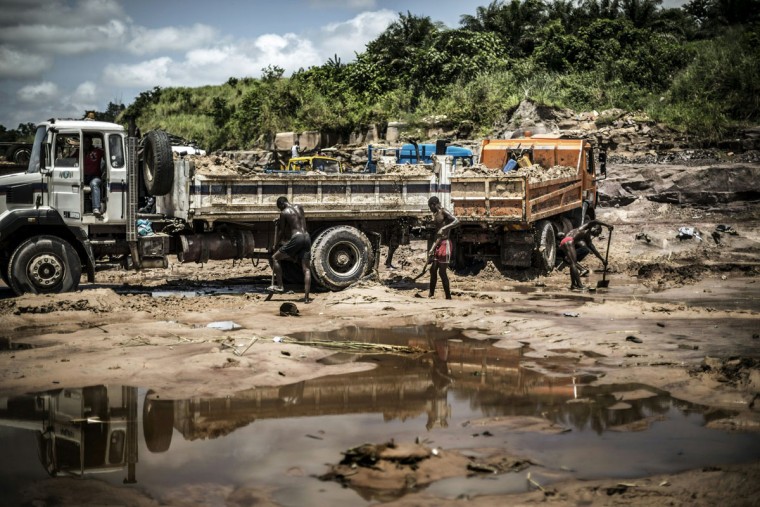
0, 0, 688, 130
0, 0, 492, 128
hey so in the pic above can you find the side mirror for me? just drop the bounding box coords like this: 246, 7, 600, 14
598, 150, 607, 178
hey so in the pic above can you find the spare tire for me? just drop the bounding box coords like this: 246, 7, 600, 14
142, 130, 174, 196
310, 226, 374, 291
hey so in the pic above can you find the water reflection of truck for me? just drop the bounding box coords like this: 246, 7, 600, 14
0, 386, 138, 480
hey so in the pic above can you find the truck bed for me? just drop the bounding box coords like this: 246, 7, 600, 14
450, 171, 583, 224
159, 160, 436, 223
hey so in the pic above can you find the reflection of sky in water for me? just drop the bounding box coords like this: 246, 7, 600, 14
1, 325, 759, 506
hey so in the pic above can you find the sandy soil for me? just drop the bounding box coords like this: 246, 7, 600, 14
1, 163, 759, 505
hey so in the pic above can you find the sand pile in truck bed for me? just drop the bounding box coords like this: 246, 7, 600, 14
457, 164, 577, 182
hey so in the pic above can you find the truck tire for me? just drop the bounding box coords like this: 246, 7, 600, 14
532, 220, 556, 273
143, 390, 173, 453
310, 226, 374, 291
6, 145, 31, 165
142, 130, 174, 196
0, 253, 10, 287
7, 235, 81, 295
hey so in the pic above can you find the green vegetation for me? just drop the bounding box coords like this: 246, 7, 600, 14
120, 0, 759, 149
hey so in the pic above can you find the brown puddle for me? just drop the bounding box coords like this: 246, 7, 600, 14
0, 325, 758, 505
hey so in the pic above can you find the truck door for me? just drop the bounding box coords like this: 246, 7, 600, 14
49, 131, 84, 224
103, 133, 127, 223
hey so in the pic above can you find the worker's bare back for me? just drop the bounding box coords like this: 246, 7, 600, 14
280, 204, 308, 238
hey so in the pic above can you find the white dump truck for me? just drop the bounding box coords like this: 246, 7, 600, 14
0, 119, 447, 295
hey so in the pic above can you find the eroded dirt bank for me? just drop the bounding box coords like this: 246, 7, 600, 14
1, 163, 759, 506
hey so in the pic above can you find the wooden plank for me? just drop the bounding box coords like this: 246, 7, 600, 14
531, 201, 583, 222
529, 181, 581, 207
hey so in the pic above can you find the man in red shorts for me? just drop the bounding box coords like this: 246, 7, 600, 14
270, 196, 312, 303
427, 196, 459, 299
559, 219, 614, 290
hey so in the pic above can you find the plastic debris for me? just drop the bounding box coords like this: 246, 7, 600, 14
137, 218, 154, 236
563, 312, 580, 318
206, 321, 242, 331
676, 227, 702, 241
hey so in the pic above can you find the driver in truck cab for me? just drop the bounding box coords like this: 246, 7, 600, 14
73, 135, 105, 216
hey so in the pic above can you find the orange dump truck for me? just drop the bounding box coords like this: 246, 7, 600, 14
448, 137, 606, 271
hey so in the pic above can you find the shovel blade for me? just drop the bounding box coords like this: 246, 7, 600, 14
596, 279, 610, 288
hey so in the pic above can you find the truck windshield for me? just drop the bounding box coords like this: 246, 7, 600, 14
26, 126, 46, 174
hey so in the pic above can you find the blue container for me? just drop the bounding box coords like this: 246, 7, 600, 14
503, 158, 518, 173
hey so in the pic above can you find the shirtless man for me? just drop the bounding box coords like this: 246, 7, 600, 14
558, 219, 614, 290
270, 196, 312, 303
427, 196, 459, 299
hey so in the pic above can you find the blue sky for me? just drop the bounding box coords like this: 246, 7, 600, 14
0, 0, 687, 130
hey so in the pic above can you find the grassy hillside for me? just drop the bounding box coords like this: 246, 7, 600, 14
124, 2, 760, 151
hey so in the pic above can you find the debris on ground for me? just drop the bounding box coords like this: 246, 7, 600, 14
318, 440, 534, 500
207, 321, 242, 331
676, 227, 702, 241
279, 302, 300, 316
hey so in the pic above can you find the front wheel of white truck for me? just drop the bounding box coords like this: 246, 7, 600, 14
310, 226, 374, 291
7, 236, 81, 295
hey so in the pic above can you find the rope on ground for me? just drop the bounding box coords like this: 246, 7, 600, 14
276, 336, 428, 354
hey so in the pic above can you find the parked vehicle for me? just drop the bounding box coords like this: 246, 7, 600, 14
1, 141, 33, 165
285, 155, 343, 173
366, 142, 474, 172
451, 137, 606, 271
0, 119, 605, 295
0, 119, 435, 295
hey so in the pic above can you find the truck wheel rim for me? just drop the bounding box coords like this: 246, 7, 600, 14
328, 241, 360, 277
28, 254, 64, 288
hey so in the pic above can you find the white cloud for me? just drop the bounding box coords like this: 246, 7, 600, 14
103, 57, 174, 87
17, 82, 59, 102
318, 9, 395, 60
72, 81, 98, 101
0, 47, 52, 78
127, 24, 218, 55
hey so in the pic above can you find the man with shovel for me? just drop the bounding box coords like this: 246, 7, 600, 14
426, 196, 459, 299
558, 219, 614, 290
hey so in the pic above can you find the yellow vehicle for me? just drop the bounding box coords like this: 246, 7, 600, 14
286, 155, 343, 173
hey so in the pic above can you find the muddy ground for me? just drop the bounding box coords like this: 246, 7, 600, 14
1, 161, 759, 506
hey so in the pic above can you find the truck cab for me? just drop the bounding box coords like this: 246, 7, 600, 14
0, 119, 139, 295
1, 120, 127, 222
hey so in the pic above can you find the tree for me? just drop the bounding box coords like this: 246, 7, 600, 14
620, 0, 663, 28
459, 0, 548, 57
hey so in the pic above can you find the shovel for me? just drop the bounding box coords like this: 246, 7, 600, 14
596, 229, 613, 288
413, 259, 432, 281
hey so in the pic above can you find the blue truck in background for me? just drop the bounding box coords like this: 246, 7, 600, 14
366, 142, 474, 173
